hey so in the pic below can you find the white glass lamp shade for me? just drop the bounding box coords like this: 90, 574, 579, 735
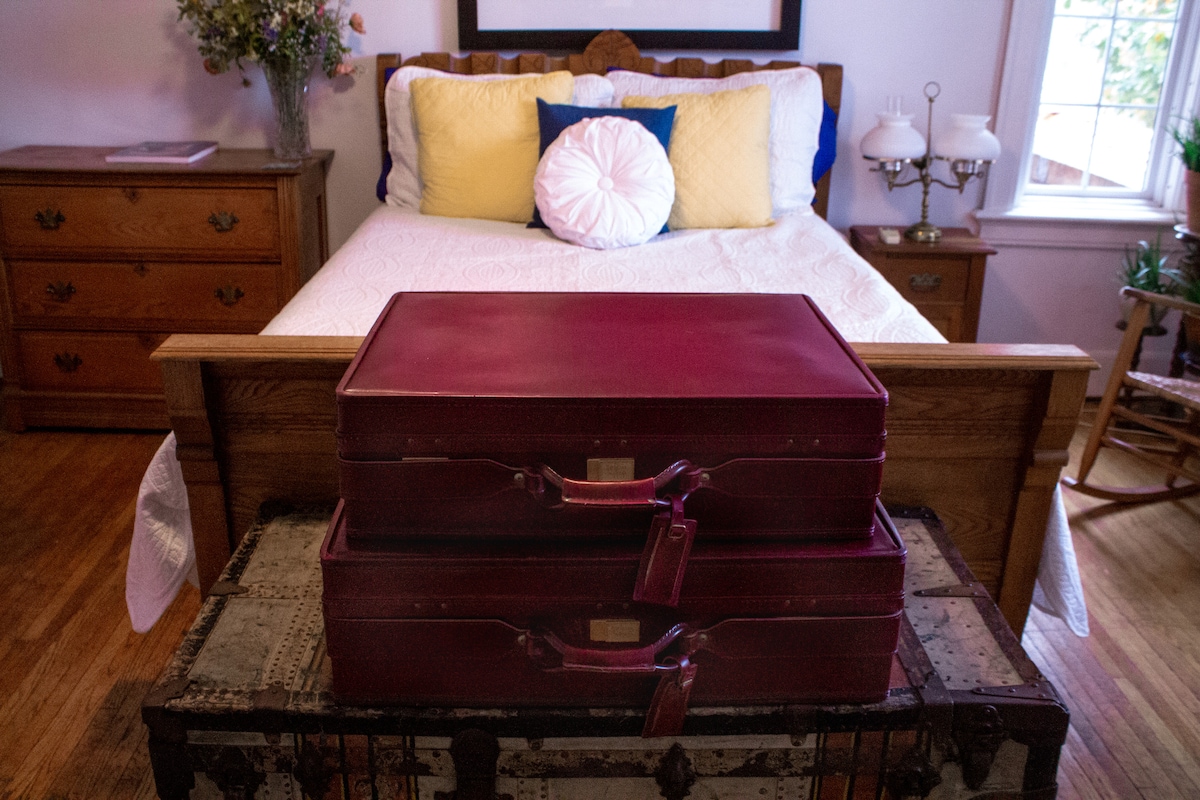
935, 114, 1001, 161
860, 113, 926, 161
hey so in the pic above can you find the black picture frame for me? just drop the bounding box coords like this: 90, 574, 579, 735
457, 0, 801, 51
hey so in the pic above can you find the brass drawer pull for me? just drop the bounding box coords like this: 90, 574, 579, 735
208, 211, 239, 233
46, 281, 76, 302
909, 273, 943, 293
215, 285, 244, 306
35, 208, 66, 230
53, 353, 83, 373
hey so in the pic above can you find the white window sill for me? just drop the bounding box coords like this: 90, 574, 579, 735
972, 197, 1184, 249
976, 195, 1180, 225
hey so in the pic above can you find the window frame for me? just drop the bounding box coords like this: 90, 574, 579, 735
982, 0, 1200, 218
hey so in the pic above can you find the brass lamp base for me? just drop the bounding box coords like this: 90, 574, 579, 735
905, 221, 942, 243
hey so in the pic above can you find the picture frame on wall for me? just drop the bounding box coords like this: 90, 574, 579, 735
457, 0, 802, 51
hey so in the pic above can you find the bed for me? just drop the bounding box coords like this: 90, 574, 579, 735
130, 32, 1095, 639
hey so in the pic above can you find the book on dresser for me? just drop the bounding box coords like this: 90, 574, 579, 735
104, 140, 219, 164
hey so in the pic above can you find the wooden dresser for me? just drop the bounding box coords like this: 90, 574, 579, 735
849, 225, 994, 343
0, 146, 332, 430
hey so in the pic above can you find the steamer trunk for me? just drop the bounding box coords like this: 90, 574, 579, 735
143, 507, 1069, 800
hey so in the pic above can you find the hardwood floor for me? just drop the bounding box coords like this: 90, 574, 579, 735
1027, 410, 1200, 800
0, 428, 200, 800
0, 416, 1197, 799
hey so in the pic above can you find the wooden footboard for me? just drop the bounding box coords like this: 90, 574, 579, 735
154, 335, 1094, 636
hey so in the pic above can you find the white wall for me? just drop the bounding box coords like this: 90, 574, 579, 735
0, 0, 1010, 250
977, 216, 1186, 395
38, 3, 1171, 384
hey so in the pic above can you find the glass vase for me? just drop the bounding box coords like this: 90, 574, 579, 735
262, 57, 315, 161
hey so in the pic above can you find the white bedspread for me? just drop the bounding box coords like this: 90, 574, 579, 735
261, 206, 943, 342
127, 207, 1088, 636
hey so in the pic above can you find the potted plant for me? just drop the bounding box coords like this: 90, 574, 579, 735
1166, 256, 1200, 368
1118, 234, 1172, 334
1172, 115, 1200, 233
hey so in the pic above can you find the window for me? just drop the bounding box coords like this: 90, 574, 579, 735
1028, 0, 1184, 196
982, 0, 1200, 215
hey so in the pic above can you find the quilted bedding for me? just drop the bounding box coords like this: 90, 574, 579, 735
260, 205, 945, 342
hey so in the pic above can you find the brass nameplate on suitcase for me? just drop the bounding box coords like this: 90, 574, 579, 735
587, 458, 636, 482
590, 618, 641, 643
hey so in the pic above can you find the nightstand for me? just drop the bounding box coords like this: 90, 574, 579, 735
849, 225, 994, 343
0, 146, 332, 430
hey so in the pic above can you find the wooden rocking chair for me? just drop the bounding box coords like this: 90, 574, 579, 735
1062, 286, 1200, 503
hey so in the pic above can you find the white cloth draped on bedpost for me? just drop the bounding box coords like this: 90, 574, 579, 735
1032, 484, 1090, 635
126, 432, 197, 633
124, 206, 1089, 635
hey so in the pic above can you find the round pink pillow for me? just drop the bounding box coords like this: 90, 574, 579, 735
534, 116, 675, 249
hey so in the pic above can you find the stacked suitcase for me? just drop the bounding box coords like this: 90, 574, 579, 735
321, 292, 906, 737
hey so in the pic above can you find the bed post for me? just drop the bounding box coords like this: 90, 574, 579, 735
996, 366, 1091, 629
157, 358, 233, 594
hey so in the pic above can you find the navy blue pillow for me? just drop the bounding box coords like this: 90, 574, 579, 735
376, 66, 400, 203
530, 99, 676, 229
812, 101, 838, 189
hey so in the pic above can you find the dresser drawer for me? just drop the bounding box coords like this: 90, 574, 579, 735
8, 260, 281, 327
16, 330, 168, 392
0, 185, 280, 256
872, 258, 970, 304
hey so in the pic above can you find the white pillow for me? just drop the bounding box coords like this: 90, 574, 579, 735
534, 116, 675, 250
384, 67, 616, 210
607, 67, 823, 216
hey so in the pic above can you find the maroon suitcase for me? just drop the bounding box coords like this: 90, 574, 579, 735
335, 292, 889, 542
321, 500, 907, 736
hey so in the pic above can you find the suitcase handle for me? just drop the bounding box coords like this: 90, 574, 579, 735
527, 624, 699, 738
536, 460, 703, 508
528, 623, 690, 673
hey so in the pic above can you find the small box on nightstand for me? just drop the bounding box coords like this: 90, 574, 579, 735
849, 226, 995, 343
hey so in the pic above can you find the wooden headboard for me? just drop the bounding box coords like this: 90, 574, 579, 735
375, 30, 843, 220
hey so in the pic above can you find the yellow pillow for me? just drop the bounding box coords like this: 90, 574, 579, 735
623, 85, 772, 229
410, 71, 574, 222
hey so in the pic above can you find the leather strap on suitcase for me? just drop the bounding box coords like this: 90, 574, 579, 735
537, 461, 701, 607
633, 497, 696, 607
525, 624, 699, 737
